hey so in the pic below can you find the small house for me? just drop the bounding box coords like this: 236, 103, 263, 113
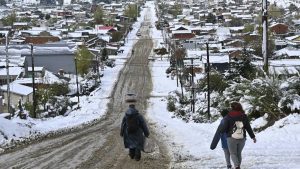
270, 23, 289, 35
0, 82, 33, 107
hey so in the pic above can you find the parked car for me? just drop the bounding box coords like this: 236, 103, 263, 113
120, 40, 125, 46
136, 32, 141, 36
105, 59, 116, 67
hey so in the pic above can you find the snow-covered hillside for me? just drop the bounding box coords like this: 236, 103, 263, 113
146, 1, 300, 168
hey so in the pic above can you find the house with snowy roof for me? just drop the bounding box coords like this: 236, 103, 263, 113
86, 36, 110, 48
67, 32, 89, 41
0, 43, 76, 74
0, 67, 24, 85
270, 23, 289, 35
14, 67, 65, 87
95, 25, 118, 34
234, 14, 253, 23
275, 47, 300, 59
169, 25, 196, 40
0, 82, 33, 107
285, 35, 300, 47
216, 27, 231, 42
252, 59, 300, 76
171, 30, 195, 40
13, 22, 29, 30
0, 53, 26, 85
187, 50, 230, 72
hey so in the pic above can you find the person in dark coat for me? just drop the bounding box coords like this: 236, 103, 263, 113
210, 109, 232, 169
120, 103, 150, 161
219, 102, 257, 169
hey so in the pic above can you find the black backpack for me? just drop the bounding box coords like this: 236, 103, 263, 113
126, 114, 139, 133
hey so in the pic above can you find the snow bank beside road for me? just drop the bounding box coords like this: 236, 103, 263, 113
0, 118, 32, 146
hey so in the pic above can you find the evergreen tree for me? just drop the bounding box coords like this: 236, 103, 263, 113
268, 4, 284, 19
230, 47, 257, 80
243, 24, 254, 33
228, 17, 243, 27
206, 13, 216, 24
94, 7, 104, 24
101, 48, 108, 61
37, 87, 52, 111
111, 31, 123, 42
45, 14, 51, 20
1, 12, 16, 26
124, 4, 138, 21
168, 3, 182, 17
76, 46, 93, 76
289, 4, 298, 12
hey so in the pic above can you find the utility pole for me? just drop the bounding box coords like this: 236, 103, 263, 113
184, 57, 197, 114
206, 42, 211, 119
74, 57, 80, 109
174, 40, 179, 87
262, 0, 268, 74
191, 58, 195, 114
96, 52, 100, 84
31, 44, 37, 118
5, 32, 11, 114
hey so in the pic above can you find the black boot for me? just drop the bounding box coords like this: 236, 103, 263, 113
134, 148, 141, 161
129, 148, 135, 159
227, 165, 232, 169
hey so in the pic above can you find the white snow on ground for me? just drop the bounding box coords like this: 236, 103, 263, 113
146, 1, 300, 169
1, 1, 300, 168
268, 0, 290, 8
0, 6, 147, 148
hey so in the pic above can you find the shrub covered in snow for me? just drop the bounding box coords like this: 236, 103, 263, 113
167, 72, 300, 131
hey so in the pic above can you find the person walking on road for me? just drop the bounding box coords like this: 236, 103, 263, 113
120, 93, 150, 161
220, 102, 257, 169
210, 109, 232, 169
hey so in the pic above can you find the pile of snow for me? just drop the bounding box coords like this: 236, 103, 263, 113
0, 118, 33, 146
268, 0, 291, 8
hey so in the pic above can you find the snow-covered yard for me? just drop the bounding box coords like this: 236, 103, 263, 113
147, 58, 300, 168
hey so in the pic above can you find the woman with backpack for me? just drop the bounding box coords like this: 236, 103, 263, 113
120, 94, 149, 161
220, 102, 257, 169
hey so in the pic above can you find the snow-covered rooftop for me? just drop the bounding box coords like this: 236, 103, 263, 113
0, 82, 33, 95
0, 67, 23, 76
